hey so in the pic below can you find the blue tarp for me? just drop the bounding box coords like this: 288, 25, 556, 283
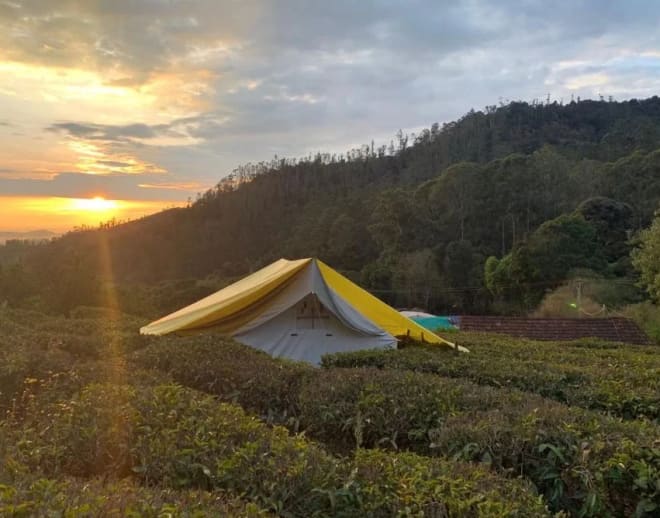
409, 315, 457, 331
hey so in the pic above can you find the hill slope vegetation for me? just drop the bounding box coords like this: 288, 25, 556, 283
4, 97, 660, 317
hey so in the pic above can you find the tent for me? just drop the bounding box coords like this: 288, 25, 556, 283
141, 258, 462, 364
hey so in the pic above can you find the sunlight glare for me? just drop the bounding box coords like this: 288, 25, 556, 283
70, 196, 119, 212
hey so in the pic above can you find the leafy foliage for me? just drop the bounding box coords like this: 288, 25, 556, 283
1, 311, 551, 517
138, 331, 660, 517
352, 449, 549, 518
6, 98, 660, 314
0, 477, 270, 517
633, 211, 660, 302
303, 368, 660, 516
132, 336, 314, 428
485, 199, 638, 308
322, 335, 660, 422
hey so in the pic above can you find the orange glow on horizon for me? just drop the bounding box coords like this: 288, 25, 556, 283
68, 196, 120, 212
0, 196, 186, 233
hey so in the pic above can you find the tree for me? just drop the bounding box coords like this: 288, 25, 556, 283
9, 97, 660, 314
485, 214, 607, 310
632, 211, 660, 300
391, 249, 441, 309
427, 162, 483, 242
575, 196, 633, 268
522, 214, 606, 282
442, 240, 483, 311
603, 149, 660, 229
367, 189, 418, 255
0, 262, 35, 306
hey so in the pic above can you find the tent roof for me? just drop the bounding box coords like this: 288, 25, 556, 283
315, 260, 456, 348
140, 258, 311, 335
140, 258, 460, 350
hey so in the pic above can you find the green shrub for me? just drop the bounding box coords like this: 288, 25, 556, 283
0, 308, 161, 416
4, 311, 657, 516
1, 308, 152, 360
132, 337, 314, 428
322, 335, 660, 422
0, 347, 74, 415
3, 359, 168, 424
3, 383, 343, 515
352, 449, 549, 517
0, 477, 270, 517
297, 368, 660, 517
140, 338, 660, 516
624, 301, 660, 344
297, 369, 505, 453
1, 382, 552, 517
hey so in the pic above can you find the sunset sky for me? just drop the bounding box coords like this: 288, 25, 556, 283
2, 0, 660, 232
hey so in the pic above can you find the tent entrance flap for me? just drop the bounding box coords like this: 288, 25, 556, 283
295, 293, 330, 329
235, 293, 397, 364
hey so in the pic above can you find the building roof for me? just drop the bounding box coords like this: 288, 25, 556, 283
458, 316, 651, 345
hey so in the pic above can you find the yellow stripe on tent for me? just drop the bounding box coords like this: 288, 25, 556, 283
140, 258, 311, 335
317, 259, 458, 349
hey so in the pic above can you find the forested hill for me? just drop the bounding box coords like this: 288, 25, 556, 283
7, 97, 660, 315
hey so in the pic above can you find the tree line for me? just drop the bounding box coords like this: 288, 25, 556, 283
3, 97, 660, 316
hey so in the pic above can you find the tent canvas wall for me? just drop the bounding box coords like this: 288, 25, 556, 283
141, 258, 460, 363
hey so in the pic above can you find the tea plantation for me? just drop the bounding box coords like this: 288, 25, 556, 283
2, 308, 659, 517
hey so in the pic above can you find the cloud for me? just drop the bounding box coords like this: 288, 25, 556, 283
0, 1, 497, 82
138, 181, 209, 192
2, 0, 660, 211
0, 171, 207, 201
46, 116, 228, 147
47, 122, 159, 141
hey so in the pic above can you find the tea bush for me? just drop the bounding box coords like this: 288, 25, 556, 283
2, 355, 167, 422
133, 337, 314, 428
0, 307, 168, 421
3, 310, 658, 516
0, 477, 270, 517
0, 382, 552, 517
3, 383, 344, 515
141, 338, 660, 516
1, 307, 152, 359
351, 449, 550, 517
321, 334, 660, 422
297, 368, 660, 517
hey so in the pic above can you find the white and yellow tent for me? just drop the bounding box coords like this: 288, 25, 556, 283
141, 258, 462, 363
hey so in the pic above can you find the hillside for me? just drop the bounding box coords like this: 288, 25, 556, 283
5, 97, 660, 316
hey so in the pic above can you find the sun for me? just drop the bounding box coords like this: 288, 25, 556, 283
70, 196, 119, 212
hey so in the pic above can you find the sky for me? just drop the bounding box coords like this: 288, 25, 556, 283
2, 0, 660, 232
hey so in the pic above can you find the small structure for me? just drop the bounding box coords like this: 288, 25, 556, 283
458, 316, 650, 345
141, 258, 461, 363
